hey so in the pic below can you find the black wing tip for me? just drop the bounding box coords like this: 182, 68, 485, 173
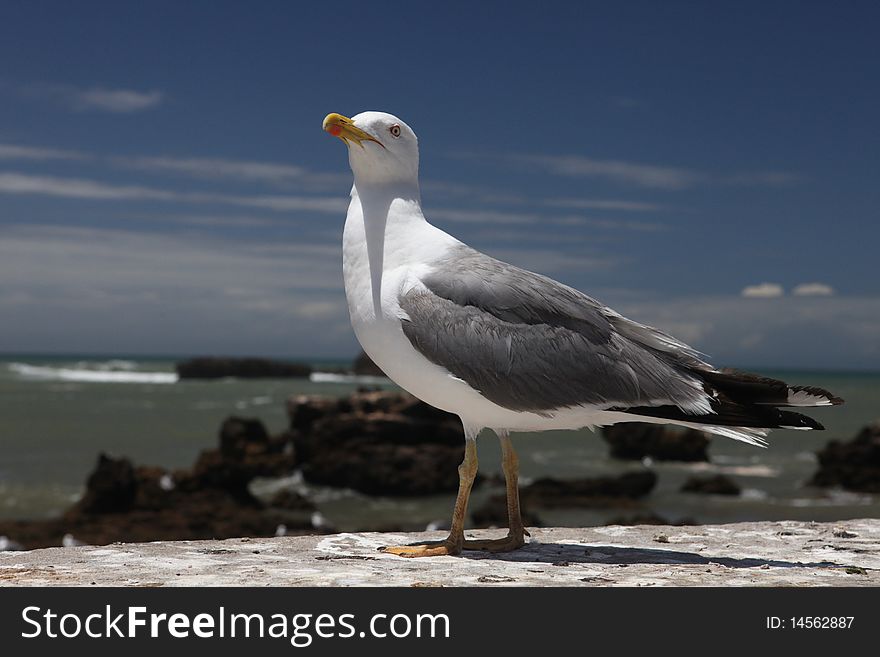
705, 369, 844, 408
617, 404, 826, 431
779, 410, 825, 431
789, 384, 845, 406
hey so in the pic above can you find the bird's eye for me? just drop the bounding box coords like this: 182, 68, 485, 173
389, 124, 401, 138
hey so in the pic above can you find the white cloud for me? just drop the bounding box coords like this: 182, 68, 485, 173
21, 83, 164, 113
0, 171, 663, 230
73, 88, 164, 113
0, 172, 177, 201
793, 282, 835, 297
0, 222, 876, 367
514, 154, 703, 190
615, 294, 880, 369
0, 224, 353, 355
0, 171, 348, 213
741, 283, 785, 298
115, 155, 309, 185
492, 153, 800, 191
0, 143, 88, 161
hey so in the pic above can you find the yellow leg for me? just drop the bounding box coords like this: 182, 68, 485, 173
380, 438, 478, 557
463, 430, 528, 553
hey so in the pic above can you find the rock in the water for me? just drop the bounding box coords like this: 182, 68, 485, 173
519, 471, 657, 508
269, 489, 316, 512
0, 419, 314, 550
289, 391, 472, 496
183, 416, 297, 502
603, 423, 710, 462
75, 453, 138, 514
809, 421, 880, 493
680, 474, 741, 496
176, 357, 311, 379
352, 350, 386, 377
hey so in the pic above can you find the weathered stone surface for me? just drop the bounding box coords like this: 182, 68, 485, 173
176, 357, 311, 379
810, 421, 880, 492
681, 474, 742, 496
2, 520, 877, 587
603, 423, 710, 462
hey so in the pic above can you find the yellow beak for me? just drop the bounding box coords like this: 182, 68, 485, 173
322, 113, 385, 149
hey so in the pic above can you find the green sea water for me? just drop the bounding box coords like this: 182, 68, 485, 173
1, 356, 878, 532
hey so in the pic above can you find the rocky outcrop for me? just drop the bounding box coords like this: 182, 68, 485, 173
0, 417, 314, 550
182, 417, 296, 501
680, 474, 741, 496
809, 422, 880, 493
471, 470, 657, 526
287, 391, 475, 496
176, 357, 311, 379
602, 423, 710, 462
470, 496, 543, 528
519, 471, 657, 508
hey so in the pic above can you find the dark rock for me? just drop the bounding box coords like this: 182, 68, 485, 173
352, 350, 386, 377
680, 474, 741, 496
181, 417, 296, 501
603, 423, 710, 462
176, 357, 311, 380
287, 395, 346, 433
219, 417, 270, 456
269, 489, 316, 512
520, 471, 657, 508
809, 421, 880, 493
75, 453, 137, 514
0, 418, 314, 550
289, 391, 472, 495
299, 439, 470, 496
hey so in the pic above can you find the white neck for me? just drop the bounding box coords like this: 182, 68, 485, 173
346, 179, 424, 318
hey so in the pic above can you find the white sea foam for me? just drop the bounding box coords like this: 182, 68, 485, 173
9, 362, 178, 384
309, 371, 389, 385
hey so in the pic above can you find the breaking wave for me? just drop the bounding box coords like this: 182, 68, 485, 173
8, 362, 178, 384
309, 372, 389, 385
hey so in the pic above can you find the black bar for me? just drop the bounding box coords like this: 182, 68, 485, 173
0, 587, 873, 655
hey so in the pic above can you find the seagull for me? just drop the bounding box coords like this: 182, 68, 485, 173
322, 111, 843, 557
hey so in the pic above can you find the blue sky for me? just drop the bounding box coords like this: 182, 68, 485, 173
0, 1, 878, 368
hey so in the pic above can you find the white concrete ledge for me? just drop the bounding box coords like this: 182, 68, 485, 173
2, 520, 878, 587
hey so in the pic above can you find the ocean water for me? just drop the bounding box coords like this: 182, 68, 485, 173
0, 355, 878, 532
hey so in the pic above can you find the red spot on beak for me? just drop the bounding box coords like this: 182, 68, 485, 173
327, 124, 343, 136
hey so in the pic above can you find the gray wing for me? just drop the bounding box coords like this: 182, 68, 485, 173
399, 245, 712, 415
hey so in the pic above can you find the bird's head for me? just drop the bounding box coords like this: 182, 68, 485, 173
323, 111, 419, 186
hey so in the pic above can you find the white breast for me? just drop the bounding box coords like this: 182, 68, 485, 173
342, 193, 510, 425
